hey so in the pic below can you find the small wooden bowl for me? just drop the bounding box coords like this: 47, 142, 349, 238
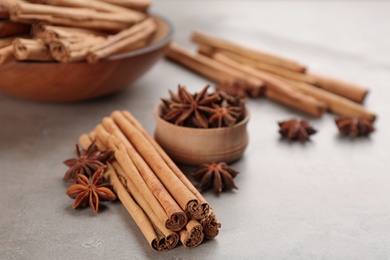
154, 104, 250, 166
0, 15, 173, 102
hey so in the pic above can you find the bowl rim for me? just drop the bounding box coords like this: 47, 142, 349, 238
107, 14, 174, 61
154, 103, 250, 133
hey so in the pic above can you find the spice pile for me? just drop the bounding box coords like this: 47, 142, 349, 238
160, 84, 246, 128
64, 110, 221, 251
0, 0, 154, 64
165, 31, 377, 124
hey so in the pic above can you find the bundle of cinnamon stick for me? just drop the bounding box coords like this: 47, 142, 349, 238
166, 31, 376, 121
0, 0, 155, 65
78, 110, 221, 251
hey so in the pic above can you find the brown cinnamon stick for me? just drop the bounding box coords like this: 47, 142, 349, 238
207, 50, 326, 117
111, 111, 202, 220
166, 43, 264, 97
95, 125, 188, 232
50, 36, 106, 62
37, 0, 138, 14
199, 209, 221, 239
308, 72, 368, 104
13, 38, 54, 61
100, 0, 151, 12
121, 110, 211, 221
199, 45, 317, 85
179, 219, 204, 248
0, 45, 15, 65
104, 163, 169, 251
276, 76, 376, 121
0, 21, 30, 37
192, 31, 306, 73
87, 17, 156, 63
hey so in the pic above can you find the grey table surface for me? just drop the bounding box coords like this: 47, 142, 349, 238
1, 1, 390, 259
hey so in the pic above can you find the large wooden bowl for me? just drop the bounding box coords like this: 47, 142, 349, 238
0, 15, 173, 102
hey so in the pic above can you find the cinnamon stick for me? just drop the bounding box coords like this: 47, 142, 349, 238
87, 17, 156, 63
276, 76, 376, 121
199, 209, 221, 239
36, 0, 138, 14
0, 44, 15, 65
79, 134, 179, 251
207, 50, 327, 117
191, 31, 306, 72
166, 43, 264, 97
308, 72, 368, 104
110, 111, 202, 220
95, 125, 188, 232
13, 38, 54, 61
121, 110, 211, 221
104, 163, 169, 251
100, 0, 151, 12
199, 45, 317, 85
50, 36, 106, 62
0, 21, 30, 37
179, 219, 204, 248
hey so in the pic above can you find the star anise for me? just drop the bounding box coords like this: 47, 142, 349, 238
163, 85, 220, 128
63, 142, 113, 182
215, 80, 251, 99
191, 162, 239, 193
207, 101, 242, 128
278, 118, 317, 141
66, 167, 116, 213
335, 116, 375, 137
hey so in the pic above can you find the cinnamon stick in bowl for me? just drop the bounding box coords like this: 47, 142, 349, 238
13, 38, 54, 61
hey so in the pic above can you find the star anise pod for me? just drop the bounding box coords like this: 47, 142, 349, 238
215, 80, 251, 99
163, 85, 219, 128
191, 162, 239, 193
207, 101, 242, 128
66, 167, 116, 213
63, 142, 113, 182
278, 119, 317, 141
335, 116, 375, 137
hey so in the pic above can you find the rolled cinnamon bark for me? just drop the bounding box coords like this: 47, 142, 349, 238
100, 0, 151, 12
208, 51, 326, 117
199, 209, 221, 239
13, 38, 54, 61
308, 72, 368, 104
121, 110, 211, 221
111, 111, 202, 220
95, 125, 188, 232
0, 45, 15, 65
275, 76, 376, 121
166, 43, 264, 97
199, 45, 317, 85
179, 219, 204, 248
0, 21, 30, 37
37, 0, 137, 14
112, 161, 179, 250
87, 17, 156, 63
50, 36, 106, 62
192, 31, 306, 72
104, 163, 169, 251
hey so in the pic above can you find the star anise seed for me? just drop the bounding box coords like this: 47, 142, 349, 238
63, 142, 113, 182
207, 102, 242, 128
163, 85, 220, 128
192, 162, 239, 193
278, 119, 317, 141
335, 116, 375, 137
66, 167, 116, 213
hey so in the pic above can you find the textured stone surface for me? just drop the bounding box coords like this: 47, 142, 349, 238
1, 1, 390, 259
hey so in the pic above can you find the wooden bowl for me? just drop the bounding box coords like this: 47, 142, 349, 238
154, 104, 250, 166
0, 15, 173, 102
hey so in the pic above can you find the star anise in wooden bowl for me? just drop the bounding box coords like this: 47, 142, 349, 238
160, 84, 246, 129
